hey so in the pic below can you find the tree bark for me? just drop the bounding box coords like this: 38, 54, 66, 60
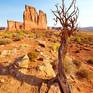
57, 30, 71, 93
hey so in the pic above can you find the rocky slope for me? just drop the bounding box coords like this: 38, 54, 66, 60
0, 30, 93, 93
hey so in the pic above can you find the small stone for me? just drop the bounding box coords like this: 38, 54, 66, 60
1, 50, 8, 57
37, 57, 44, 61
37, 40, 46, 48
0, 78, 5, 83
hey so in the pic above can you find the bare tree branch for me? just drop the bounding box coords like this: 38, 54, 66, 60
52, 0, 79, 93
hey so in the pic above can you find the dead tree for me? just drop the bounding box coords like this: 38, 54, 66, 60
52, 0, 79, 93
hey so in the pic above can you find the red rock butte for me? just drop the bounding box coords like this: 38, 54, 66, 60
7, 5, 47, 31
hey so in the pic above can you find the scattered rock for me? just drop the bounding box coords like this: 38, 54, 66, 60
0, 77, 5, 83
48, 83, 61, 93
0, 50, 8, 57
37, 40, 46, 48
39, 43, 45, 48
35, 47, 42, 52
37, 57, 44, 61
18, 55, 29, 68
17, 55, 30, 74
38, 62, 56, 79
0, 48, 17, 57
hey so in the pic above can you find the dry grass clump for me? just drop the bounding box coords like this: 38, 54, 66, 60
0, 38, 12, 45
75, 69, 92, 80
76, 69, 88, 79
27, 51, 39, 61
73, 60, 81, 68
63, 55, 77, 74
87, 57, 93, 66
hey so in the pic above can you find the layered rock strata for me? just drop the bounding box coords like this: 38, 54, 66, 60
7, 5, 47, 31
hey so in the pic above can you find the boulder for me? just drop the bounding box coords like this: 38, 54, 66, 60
38, 62, 56, 79
18, 54, 30, 68
18, 55, 30, 74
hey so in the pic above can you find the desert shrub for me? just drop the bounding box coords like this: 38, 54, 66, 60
75, 36, 81, 44
52, 43, 60, 51
3, 31, 13, 38
12, 33, 22, 41
73, 60, 81, 68
18, 44, 29, 50
16, 30, 26, 36
75, 69, 91, 80
63, 55, 77, 74
87, 57, 93, 66
0, 38, 12, 45
29, 32, 37, 39
12, 30, 26, 41
67, 37, 72, 43
27, 51, 39, 61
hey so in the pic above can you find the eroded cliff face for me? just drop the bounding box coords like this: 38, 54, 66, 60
7, 21, 23, 31
7, 5, 47, 31
38, 10, 47, 29
23, 5, 38, 30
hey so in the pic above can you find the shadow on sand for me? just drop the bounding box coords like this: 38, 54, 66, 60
0, 56, 58, 93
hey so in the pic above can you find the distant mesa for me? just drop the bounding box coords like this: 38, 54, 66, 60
7, 5, 47, 31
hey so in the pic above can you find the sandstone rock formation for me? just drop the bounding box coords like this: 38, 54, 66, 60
38, 10, 47, 29
7, 21, 23, 31
7, 5, 47, 31
23, 5, 38, 30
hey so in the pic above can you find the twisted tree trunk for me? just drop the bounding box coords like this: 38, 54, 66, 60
57, 29, 71, 93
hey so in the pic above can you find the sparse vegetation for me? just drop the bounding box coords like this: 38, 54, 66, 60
0, 38, 12, 45
75, 69, 92, 80
87, 57, 93, 66
73, 60, 81, 68
52, 43, 60, 51
64, 57, 77, 74
27, 51, 39, 61
75, 36, 81, 44
12, 33, 22, 41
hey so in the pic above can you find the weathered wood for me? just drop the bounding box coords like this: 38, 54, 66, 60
57, 42, 71, 93
52, 0, 79, 92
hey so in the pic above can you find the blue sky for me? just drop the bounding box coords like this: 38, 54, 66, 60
0, 0, 93, 27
